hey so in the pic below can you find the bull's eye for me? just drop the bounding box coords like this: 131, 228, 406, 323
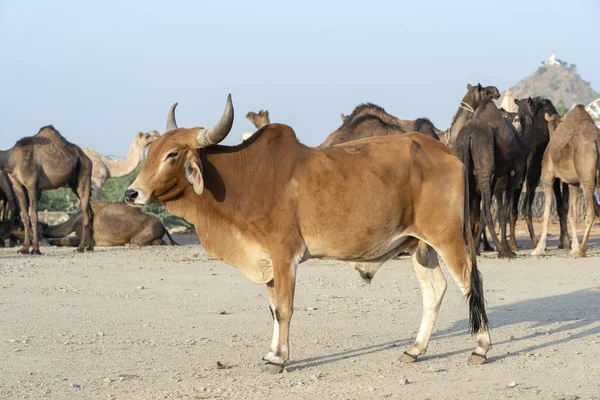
164, 151, 179, 161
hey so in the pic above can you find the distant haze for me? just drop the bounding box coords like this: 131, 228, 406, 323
1, 0, 599, 156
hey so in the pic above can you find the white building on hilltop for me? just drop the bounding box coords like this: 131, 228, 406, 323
545, 51, 560, 66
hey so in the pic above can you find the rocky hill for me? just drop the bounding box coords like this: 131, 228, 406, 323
498, 55, 600, 114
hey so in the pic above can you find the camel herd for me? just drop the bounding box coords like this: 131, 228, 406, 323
0, 83, 598, 259
243, 84, 600, 260
0, 127, 170, 253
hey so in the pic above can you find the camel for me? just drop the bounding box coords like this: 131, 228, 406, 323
242, 110, 271, 141
444, 83, 500, 147
0, 172, 18, 222
9, 202, 177, 247
531, 105, 600, 257
83, 130, 160, 200
480, 99, 570, 253
0, 125, 94, 254
511, 98, 571, 251
455, 98, 535, 258
320, 104, 441, 146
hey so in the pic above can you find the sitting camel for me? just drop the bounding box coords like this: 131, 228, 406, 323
10, 202, 177, 247
531, 105, 600, 257
242, 110, 270, 141
320, 103, 441, 146
83, 130, 160, 200
0, 125, 93, 254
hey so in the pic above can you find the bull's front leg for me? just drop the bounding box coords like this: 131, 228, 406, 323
262, 257, 298, 374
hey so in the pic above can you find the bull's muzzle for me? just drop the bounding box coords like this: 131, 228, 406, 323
124, 188, 139, 204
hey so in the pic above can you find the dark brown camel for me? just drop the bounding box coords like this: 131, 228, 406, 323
445, 84, 500, 147
0, 172, 18, 222
320, 104, 440, 146
455, 98, 535, 258
515, 97, 570, 251
482, 99, 570, 253
0, 125, 94, 254
532, 106, 600, 257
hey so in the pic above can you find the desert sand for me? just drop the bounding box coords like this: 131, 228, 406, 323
1, 222, 599, 400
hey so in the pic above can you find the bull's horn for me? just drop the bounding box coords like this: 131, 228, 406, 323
166, 103, 178, 131
196, 94, 234, 147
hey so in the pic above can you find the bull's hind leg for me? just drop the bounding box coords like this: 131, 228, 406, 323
437, 237, 492, 365
401, 244, 447, 363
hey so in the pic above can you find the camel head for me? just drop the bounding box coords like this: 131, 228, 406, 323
544, 112, 562, 134
135, 130, 161, 149
481, 84, 501, 100
464, 83, 498, 109
514, 97, 535, 119
246, 110, 270, 129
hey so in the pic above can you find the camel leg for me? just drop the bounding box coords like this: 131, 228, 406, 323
73, 171, 94, 252
472, 193, 484, 253
572, 182, 596, 258
499, 187, 510, 253
11, 183, 31, 254
531, 180, 555, 256
261, 255, 300, 373
509, 185, 522, 251
401, 245, 447, 362
91, 181, 103, 201
555, 180, 571, 249
27, 186, 42, 255
48, 237, 81, 247
567, 185, 580, 254
480, 179, 511, 258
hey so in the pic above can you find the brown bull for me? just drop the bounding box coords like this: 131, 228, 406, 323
125, 95, 491, 373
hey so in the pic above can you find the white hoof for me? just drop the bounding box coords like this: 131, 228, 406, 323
531, 248, 545, 256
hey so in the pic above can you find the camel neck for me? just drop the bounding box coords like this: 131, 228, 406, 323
519, 115, 534, 144
103, 140, 145, 178
0, 149, 14, 174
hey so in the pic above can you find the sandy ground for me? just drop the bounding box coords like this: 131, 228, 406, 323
1, 222, 600, 400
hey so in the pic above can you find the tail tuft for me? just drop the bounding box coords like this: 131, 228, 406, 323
468, 267, 489, 334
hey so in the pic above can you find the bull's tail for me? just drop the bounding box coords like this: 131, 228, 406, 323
463, 165, 489, 334
163, 225, 178, 246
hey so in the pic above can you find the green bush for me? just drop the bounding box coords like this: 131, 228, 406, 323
38, 164, 192, 229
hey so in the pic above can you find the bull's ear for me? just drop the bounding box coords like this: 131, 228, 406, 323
544, 112, 552, 122
184, 151, 204, 195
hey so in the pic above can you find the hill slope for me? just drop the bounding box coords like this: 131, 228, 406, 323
499, 62, 600, 114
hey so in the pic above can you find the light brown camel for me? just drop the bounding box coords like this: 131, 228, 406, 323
83, 130, 160, 200
9, 202, 177, 247
0, 125, 94, 254
531, 105, 600, 257
242, 110, 271, 141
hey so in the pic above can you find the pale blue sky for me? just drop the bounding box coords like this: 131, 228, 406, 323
1, 0, 599, 156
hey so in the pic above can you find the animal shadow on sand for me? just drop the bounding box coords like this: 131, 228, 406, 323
286, 287, 600, 371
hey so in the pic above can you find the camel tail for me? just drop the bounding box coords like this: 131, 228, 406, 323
163, 225, 178, 246
463, 163, 488, 335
